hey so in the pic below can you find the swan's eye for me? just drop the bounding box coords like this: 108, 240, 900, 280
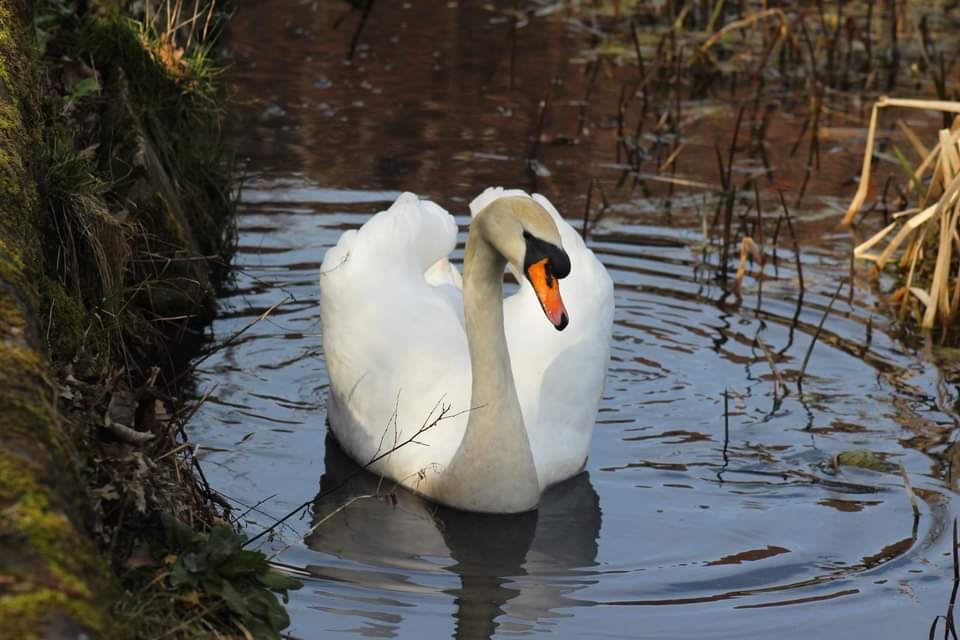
549, 252, 570, 279
522, 231, 570, 279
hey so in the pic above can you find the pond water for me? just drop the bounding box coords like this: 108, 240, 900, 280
188, 2, 960, 638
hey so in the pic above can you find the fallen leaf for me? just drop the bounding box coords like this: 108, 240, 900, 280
105, 390, 154, 444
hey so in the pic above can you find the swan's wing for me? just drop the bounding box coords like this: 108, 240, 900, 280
470, 188, 615, 488
322, 192, 457, 275
320, 193, 471, 488
424, 257, 464, 323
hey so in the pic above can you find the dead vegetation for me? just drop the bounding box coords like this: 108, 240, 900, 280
849, 97, 960, 333
557, 0, 957, 192
528, 2, 960, 339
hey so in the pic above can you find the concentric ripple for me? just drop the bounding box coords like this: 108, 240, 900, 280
188, 175, 957, 639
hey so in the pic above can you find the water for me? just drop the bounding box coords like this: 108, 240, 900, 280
188, 2, 960, 638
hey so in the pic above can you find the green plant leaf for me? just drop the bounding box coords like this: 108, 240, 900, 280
69, 77, 100, 100
891, 145, 922, 192
245, 588, 290, 633
182, 551, 204, 573
264, 596, 291, 632
159, 515, 295, 637
169, 558, 196, 589
204, 525, 244, 563
256, 569, 304, 596
216, 579, 252, 619
218, 549, 269, 577
241, 616, 282, 640
162, 513, 203, 551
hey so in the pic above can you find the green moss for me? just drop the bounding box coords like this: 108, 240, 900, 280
0, 2, 235, 637
0, 326, 111, 633
0, 337, 45, 386
0, 473, 88, 592
39, 280, 87, 361
0, 5, 112, 637
151, 191, 191, 249
0, 8, 43, 319
0, 338, 67, 467
0, 288, 26, 333
0, 589, 103, 640
0, 370, 109, 638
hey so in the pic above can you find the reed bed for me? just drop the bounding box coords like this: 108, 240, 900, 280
849, 97, 960, 330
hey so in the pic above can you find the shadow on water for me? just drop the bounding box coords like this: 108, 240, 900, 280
306, 435, 601, 640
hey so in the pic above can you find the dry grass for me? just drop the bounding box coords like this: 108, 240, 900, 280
849, 97, 960, 330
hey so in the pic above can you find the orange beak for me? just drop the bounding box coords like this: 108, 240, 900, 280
526, 258, 569, 331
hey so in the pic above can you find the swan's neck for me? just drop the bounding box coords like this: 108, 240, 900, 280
436, 228, 540, 512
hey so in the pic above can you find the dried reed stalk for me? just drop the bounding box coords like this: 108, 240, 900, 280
734, 236, 761, 292
848, 97, 960, 329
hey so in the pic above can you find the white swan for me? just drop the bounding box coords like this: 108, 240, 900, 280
319, 187, 613, 513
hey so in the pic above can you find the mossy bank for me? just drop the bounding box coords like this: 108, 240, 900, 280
0, 1, 295, 638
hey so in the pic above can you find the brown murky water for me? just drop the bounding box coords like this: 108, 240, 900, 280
188, 2, 960, 638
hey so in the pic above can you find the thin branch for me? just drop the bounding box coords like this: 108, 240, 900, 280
243, 402, 473, 548
171, 295, 291, 385
798, 281, 844, 394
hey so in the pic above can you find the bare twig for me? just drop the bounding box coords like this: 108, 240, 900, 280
778, 190, 804, 293
899, 464, 920, 518
756, 335, 786, 399
582, 178, 596, 240
346, 0, 376, 61
243, 401, 472, 548
933, 518, 960, 639
171, 296, 291, 385
797, 281, 844, 393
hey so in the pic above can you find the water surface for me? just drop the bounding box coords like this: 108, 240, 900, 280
188, 3, 960, 638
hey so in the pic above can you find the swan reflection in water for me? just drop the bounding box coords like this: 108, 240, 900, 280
303, 435, 602, 638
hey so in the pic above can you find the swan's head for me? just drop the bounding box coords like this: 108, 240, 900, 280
475, 196, 571, 331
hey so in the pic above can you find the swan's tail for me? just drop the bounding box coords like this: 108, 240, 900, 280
321, 193, 458, 279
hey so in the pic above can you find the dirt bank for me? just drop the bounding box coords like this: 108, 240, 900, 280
0, 2, 296, 638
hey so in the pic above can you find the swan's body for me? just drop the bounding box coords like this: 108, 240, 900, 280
319, 188, 613, 513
